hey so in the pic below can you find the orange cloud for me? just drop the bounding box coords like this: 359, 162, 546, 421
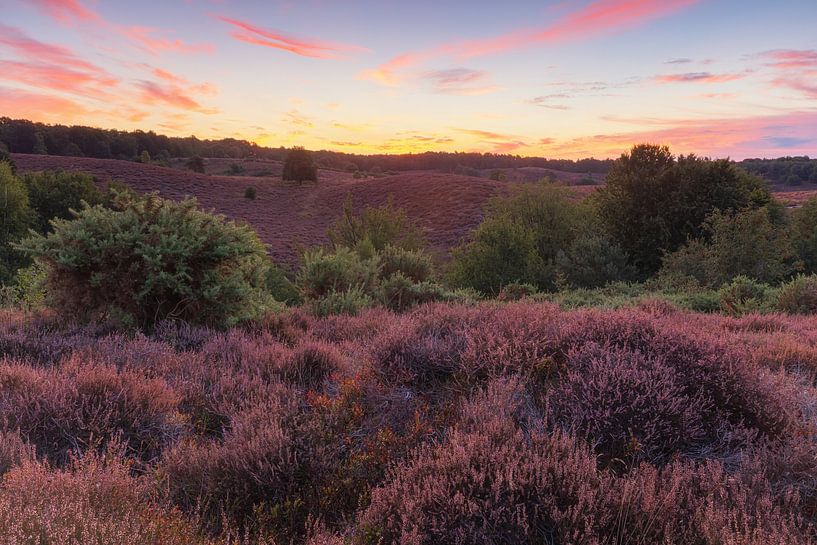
216, 16, 365, 59
0, 24, 103, 73
654, 72, 746, 83
0, 60, 118, 99
0, 86, 88, 120
423, 68, 501, 95
121, 26, 215, 55
136, 81, 217, 113
363, 0, 701, 85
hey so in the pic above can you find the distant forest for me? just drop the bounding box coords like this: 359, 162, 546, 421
1, 117, 815, 181
0, 117, 611, 173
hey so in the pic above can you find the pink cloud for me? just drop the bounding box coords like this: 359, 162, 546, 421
0, 60, 118, 99
0, 24, 103, 73
654, 72, 746, 84
121, 26, 215, 55
762, 49, 817, 70
363, 0, 701, 85
136, 81, 218, 113
423, 68, 501, 95
28, 0, 100, 25
216, 15, 364, 59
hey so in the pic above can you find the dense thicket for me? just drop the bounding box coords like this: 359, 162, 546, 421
741, 156, 817, 185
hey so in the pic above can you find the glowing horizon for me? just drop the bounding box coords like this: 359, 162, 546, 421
1, 0, 815, 160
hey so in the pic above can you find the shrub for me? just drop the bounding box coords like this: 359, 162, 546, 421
595, 144, 771, 274
138, 150, 151, 164
244, 186, 257, 200
310, 287, 373, 317
0, 451, 206, 545
718, 276, 774, 316
0, 431, 34, 476
496, 281, 538, 301
280, 340, 343, 388
776, 274, 817, 314
0, 143, 15, 174
0, 162, 31, 283
230, 163, 245, 175
790, 196, 817, 273
378, 244, 433, 282
20, 193, 274, 329
327, 196, 424, 252
555, 233, 636, 288
283, 147, 318, 183
266, 262, 301, 305
20, 170, 105, 233
186, 155, 205, 173
379, 273, 445, 312
298, 247, 380, 301
0, 358, 183, 464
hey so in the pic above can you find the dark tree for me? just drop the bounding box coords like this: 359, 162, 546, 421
186, 155, 206, 174
283, 147, 318, 183
595, 144, 770, 275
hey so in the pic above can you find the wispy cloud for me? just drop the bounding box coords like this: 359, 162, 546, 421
28, 0, 100, 25
423, 68, 501, 95
654, 71, 746, 83
363, 0, 701, 86
0, 86, 89, 120
136, 80, 218, 113
216, 15, 364, 59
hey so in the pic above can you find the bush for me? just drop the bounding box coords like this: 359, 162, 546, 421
311, 286, 373, 317
186, 155, 205, 173
327, 196, 424, 252
230, 163, 245, 175
776, 274, 817, 314
379, 273, 446, 312
378, 244, 433, 282
20, 170, 105, 233
19, 193, 275, 329
790, 197, 817, 273
297, 247, 380, 301
595, 144, 771, 274
0, 143, 15, 174
283, 147, 318, 183
0, 162, 31, 283
266, 263, 301, 305
555, 233, 636, 288
497, 281, 538, 301
244, 186, 257, 200
718, 276, 774, 316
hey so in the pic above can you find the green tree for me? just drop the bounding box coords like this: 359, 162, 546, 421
595, 144, 770, 275
282, 147, 317, 183
790, 196, 817, 273
327, 195, 424, 252
0, 142, 15, 175
0, 163, 32, 283
138, 150, 151, 164
186, 155, 205, 174
21, 170, 105, 233
20, 193, 274, 328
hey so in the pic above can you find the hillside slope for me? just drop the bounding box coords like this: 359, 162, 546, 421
13, 154, 506, 266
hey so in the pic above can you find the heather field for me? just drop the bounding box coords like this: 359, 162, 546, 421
2, 301, 817, 544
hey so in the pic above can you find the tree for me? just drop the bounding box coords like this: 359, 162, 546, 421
790, 197, 817, 273
327, 195, 424, 252
20, 192, 274, 328
21, 170, 105, 233
282, 147, 317, 183
0, 142, 15, 175
139, 150, 151, 164
0, 163, 32, 283
595, 144, 770, 275
186, 155, 205, 173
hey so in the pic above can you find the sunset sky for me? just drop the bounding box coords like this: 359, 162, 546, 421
1, 0, 816, 159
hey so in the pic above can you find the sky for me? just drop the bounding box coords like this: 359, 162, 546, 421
0, 0, 816, 159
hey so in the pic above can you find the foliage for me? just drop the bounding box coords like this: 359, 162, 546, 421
661, 207, 801, 287
0, 143, 15, 174
244, 186, 257, 200
0, 263, 46, 311
0, 163, 32, 283
297, 247, 380, 301
310, 286, 373, 317
718, 276, 775, 316
283, 147, 318, 183
776, 274, 817, 314
449, 182, 629, 294
740, 156, 817, 185
186, 155, 205, 173
790, 196, 817, 273
595, 144, 771, 274
327, 195, 424, 252
20, 170, 105, 233
19, 193, 274, 328
266, 263, 301, 305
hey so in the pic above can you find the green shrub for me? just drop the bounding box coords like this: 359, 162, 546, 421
328, 196, 424, 252
448, 183, 594, 294
244, 186, 257, 200
297, 247, 380, 300
776, 274, 817, 314
186, 156, 205, 173
0, 263, 46, 310
311, 286, 372, 317
379, 245, 433, 282
283, 147, 317, 183
0, 162, 32, 283
595, 144, 771, 274
19, 193, 274, 329
718, 276, 774, 316
266, 263, 301, 305
790, 197, 817, 273
379, 273, 445, 312
497, 282, 538, 301
0, 143, 15, 175
555, 234, 635, 289
21, 170, 105, 233
138, 150, 151, 164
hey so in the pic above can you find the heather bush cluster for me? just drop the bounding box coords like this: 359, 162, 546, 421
0, 302, 815, 543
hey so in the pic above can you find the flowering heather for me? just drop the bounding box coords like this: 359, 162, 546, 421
1, 302, 817, 543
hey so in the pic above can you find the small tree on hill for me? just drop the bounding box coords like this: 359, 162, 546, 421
186, 155, 205, 174
283, 147, 317, 184
21, 170, 105, 233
